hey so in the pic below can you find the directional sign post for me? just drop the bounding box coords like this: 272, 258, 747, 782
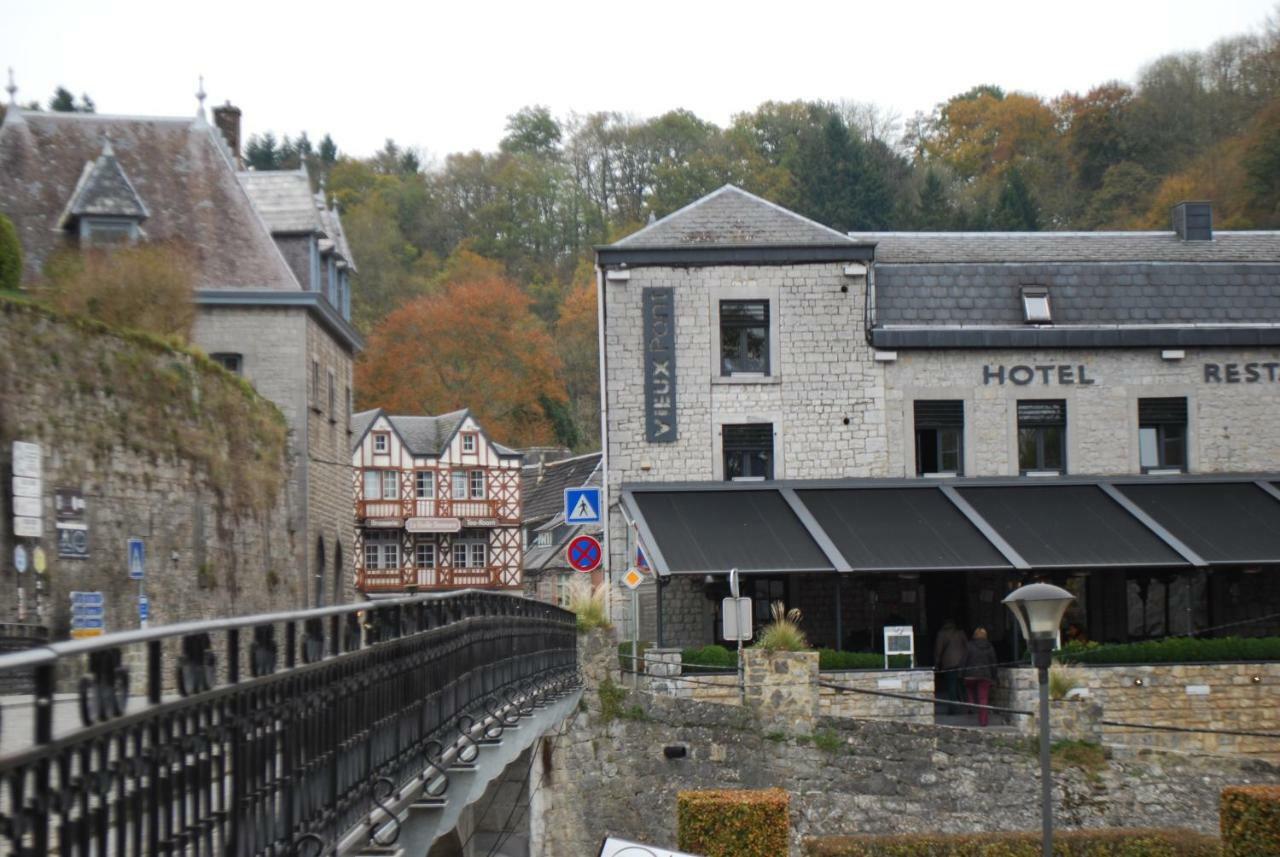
566, 534, 602, 574
564, 487, 602, 525
70, 591, 105, 639
12, 441, 42, 539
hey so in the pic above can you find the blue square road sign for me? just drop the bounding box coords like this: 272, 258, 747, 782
564, 487, 602, 524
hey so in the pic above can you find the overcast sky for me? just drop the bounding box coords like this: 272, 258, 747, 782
3, 0, 1278, 162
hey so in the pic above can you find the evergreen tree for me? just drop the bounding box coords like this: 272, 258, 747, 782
245, 133, 280, 170
915, 168, 953, 229
991, 168, 1040, 230
49, 87, 94, 113
318, 134, 338, 165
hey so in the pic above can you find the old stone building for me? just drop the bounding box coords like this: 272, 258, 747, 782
350, 409, 523, 594
598, 186, 1280, 657
521, 452, 603, 604
0, 86, 360, 608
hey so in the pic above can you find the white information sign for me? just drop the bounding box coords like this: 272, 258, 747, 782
11, 477, 40, 498
598, 837, 701, 857
883, 624, 916, 669
721, 596, 752, 642
405, 517, 462, 533
12, 442, 41, 479
11, 496, 40, 519
13, 517, 41, 538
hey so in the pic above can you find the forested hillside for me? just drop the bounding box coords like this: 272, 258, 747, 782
176, 12, 1280, 449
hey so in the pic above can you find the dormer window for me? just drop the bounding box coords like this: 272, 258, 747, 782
462, 433, 477, 453
82, 218, 138, 246
59, 140, 149, 245
373, 431, 390, 454
1021, 286, 1051, 324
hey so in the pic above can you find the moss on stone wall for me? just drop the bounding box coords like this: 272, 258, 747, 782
0, 295, 287, 515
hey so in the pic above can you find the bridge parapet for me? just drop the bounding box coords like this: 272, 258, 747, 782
0, 590, 578, 856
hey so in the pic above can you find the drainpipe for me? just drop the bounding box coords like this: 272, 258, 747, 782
595, 262, 612, 625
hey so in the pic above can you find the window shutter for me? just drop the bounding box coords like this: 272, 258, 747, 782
914, 400, 964, 428
723, 424, 773, 450
1017, 400, 1065, 426
1139, 397, 1187, 426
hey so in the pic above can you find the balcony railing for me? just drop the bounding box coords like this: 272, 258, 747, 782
358, 565, 512, 591
356, 498, 510, 523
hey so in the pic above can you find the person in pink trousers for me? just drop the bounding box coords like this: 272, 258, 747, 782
961, 627, 999, 726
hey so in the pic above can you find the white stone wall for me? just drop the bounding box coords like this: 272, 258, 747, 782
604, 263, 886, 597
883, 347, 1280, 477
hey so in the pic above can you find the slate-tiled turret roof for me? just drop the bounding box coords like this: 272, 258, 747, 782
58, 140, 148, 225
0, 110, 299, 290
611, 185, 859, 248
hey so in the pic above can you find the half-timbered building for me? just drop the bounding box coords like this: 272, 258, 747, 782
350, 408, 523, 594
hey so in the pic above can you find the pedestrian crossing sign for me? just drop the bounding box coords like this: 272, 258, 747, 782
564, 487, 602, 524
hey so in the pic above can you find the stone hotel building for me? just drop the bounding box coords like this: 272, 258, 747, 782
598, 186, 1280, 657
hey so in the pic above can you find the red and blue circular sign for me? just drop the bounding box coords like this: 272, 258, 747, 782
567, 534, 602, 573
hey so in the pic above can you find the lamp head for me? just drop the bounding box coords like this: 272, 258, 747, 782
1002, 582, 1074, 643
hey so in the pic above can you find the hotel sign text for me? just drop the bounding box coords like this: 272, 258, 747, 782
982, 364, 1096, 385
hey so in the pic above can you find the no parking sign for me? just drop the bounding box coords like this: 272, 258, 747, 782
566, 534, 602, 573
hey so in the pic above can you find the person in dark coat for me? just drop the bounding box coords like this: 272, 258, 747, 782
934, 620, 968, 714
961, 627, 999, 726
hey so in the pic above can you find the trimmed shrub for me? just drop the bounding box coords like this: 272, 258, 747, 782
681, 644, 738, 670
818, 649, 913, 670
0, 213, 21, 292
1221, 785, 1280, 857
805, 828, 1218, 856
1058, 635, 1280, 665
677, 788, 789, 857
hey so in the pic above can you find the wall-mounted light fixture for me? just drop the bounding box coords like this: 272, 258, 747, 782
1133, 677, 1145, 687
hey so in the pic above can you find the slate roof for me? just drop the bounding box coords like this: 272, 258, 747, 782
858, 230, 1280, 340
0, 110, 299, 290
59, 140, 148, 224
609, 185, 858, 248
523, 520, 603, 574
351, 408, 379, 443
319, 201, 357, 272
237, 169, 322, 234
853, 230, 1280, 264
521, 452, 602, 523
351, 408, 520, 458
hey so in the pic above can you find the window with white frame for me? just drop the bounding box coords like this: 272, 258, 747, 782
470, 542, 487, 568
469, 470, 485, 499
415, 541, 436, 569
363, 531, 400, 570
451, 471, 467, 499
453, 531, 488, 567
373, 432, 389, 454
362, 470, 400, 500
415, 471, 435, 499
1021, 286, 1052, 323
462, 433, 476, 453
382, 471, 400, 500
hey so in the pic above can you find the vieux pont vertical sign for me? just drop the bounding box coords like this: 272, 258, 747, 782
643, 287, 677, 442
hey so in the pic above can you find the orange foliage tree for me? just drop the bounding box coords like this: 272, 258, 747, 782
554, 266, 600, 449
356, 277, 568, 447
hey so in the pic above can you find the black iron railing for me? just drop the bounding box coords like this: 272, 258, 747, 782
0, 590, 578, 856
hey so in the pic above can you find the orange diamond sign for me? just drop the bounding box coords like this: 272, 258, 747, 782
622, 568, 644, 590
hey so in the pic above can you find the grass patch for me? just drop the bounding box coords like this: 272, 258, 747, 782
811, 730, 843, 753
1051, 739, 1110, 778
598, 676, 627, 722
765, 731, 787, 743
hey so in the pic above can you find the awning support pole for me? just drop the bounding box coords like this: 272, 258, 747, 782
835, 573, 844, 651
656, 576, 665, 648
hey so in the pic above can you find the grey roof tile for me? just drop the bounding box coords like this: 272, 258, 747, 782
609, 185, 857, 249
237, 169, 321, 234
387, 410, 468, 456
520, 452, 602, 524
0, 111, 299, 290
61, 140, 148, 222
853, 230, 1280, 263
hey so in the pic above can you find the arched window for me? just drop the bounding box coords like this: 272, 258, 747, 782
315, 536, 326, 607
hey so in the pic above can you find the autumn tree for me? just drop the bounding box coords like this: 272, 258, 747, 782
554, 263, 600, 450
355, 277, 568, 448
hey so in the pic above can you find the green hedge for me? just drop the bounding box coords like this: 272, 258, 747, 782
678, 788, 789, 857
819, 649, 913, 670
1221, 785, 1280, 857
681, 644, 739, 669
1059, 636, 1280, 665
805, 828, 1219, 856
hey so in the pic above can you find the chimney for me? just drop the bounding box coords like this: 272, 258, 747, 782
213, 101, 242, 168
1173, 201, 1212, 241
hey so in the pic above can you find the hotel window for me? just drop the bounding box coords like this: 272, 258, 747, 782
1138, 397, 1187, 472
451, 471, 468, 499
723, 423, 774, 481
1021, 286, 1052, 323
364, 532, 399, 570
914, 400, 964, 476
415, 541, 436, 569
373, 432, 389, 454
210, 353, 242, 375
719, 300, 770, 375
415, 470, 435, 499
462, 433, 477, 453
469, 470, 485, 499
1017, 400, 1066, 474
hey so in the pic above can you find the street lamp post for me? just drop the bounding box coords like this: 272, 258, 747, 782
1003, 582, 1075, 857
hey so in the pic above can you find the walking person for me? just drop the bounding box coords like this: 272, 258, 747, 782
934, 620, 968, 715
961, 627, 999, 727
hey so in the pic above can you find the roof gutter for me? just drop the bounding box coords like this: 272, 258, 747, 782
596, 243, 875, 268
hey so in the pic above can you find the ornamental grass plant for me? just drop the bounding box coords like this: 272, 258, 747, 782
755, 601, 809, 652
565, 579, 610, 632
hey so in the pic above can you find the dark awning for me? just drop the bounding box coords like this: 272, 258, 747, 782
626, 490, 832, 574
797, 488, 1009, 572
1115, 482, 1280, 565
956, 484, 1185, 569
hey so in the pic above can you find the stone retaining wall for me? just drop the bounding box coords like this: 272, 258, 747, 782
995, 663, 1280, 761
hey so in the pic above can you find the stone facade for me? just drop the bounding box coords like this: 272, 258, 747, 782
882, 347, 1280, 477
0, 302, 298, 638
305, 313, 356, 604
534, 633, 1280, 856
996, 663, 1280, 762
